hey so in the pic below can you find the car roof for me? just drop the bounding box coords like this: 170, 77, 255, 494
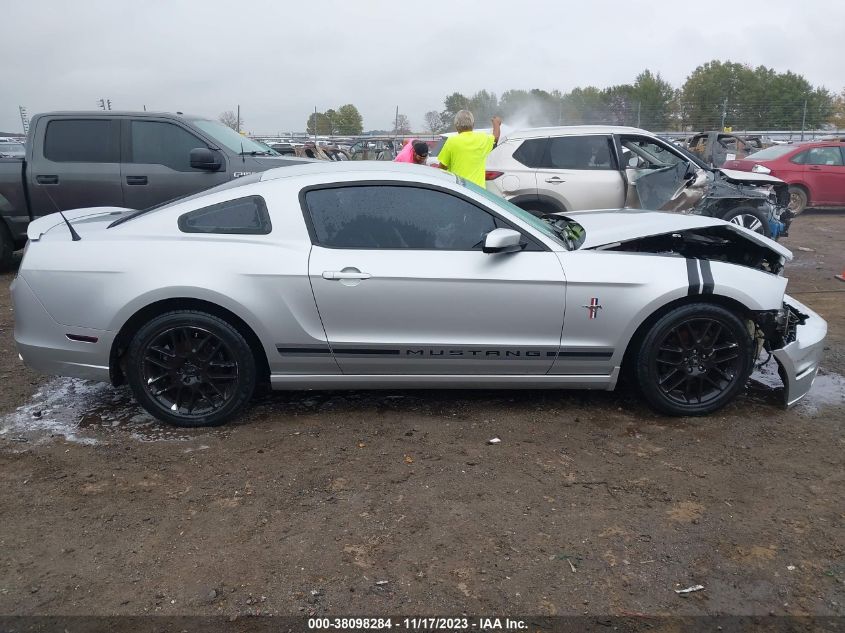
799, 140, 844, 147
259, 161, 459, 184
34, 110, 210, 121
503, 125, 650, 140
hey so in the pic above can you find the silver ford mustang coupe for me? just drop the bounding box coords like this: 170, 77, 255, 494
12, 163, 826, 427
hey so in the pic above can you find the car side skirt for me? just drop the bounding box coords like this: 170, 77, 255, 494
269, 368, 620, 391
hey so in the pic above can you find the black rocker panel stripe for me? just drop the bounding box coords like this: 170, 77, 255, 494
276, 347, 331, 355
277, 346, 613, 359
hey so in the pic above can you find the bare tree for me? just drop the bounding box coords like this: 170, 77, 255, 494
392, 113, 412, 135
218, 110, 241, 132
423, 111, 443, 133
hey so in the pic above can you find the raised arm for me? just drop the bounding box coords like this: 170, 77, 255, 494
491, 116, 502, 144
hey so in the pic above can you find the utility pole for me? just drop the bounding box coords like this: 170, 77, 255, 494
18, 106, 29, 135
314, 106, 318, 142
394, 106, 399, 138
800, 99, 808, 141
720, 98, 728, 131
236, 104, 241, 134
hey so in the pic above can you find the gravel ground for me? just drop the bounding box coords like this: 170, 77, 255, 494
0, 211, 842, 618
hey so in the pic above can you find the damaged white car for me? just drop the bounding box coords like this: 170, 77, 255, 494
13, 163, 824, 427
485, 126, 792, 239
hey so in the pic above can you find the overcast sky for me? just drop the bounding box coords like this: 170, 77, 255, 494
3, 0, 844, 134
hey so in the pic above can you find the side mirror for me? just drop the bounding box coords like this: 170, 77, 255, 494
483, 228, 525, 254
190, 147, 222, 171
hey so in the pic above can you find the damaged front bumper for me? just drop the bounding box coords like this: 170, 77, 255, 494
771, 295, 827, 406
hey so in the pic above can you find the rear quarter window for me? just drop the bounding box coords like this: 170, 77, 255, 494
178, 195, 271, 235
512, 138, 547, 168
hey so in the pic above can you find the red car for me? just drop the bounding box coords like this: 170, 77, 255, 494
723, 141, 845, 214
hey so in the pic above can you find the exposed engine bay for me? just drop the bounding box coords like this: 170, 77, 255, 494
599, 225, 786, 275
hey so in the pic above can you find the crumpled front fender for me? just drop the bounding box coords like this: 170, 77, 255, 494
772, 295, 827, 406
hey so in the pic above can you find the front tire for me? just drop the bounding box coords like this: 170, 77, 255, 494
126, 310, 257, 427
636, 303, 754, 416
721, 206, 771, 238
787, 186, 808, 216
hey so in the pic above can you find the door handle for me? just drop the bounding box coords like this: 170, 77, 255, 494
544, 177, 565, 184
808, 166, 822, 171
126, 176, 148, 185
322, 271, 371, 280
36, 175, 58, 185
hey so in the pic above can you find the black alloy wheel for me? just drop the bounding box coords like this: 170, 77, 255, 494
636, 303, 753, 416
127, 311, 256, 427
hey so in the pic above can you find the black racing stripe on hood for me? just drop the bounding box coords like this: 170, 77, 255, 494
700, 259, 714, 294
686, 258, 700, 296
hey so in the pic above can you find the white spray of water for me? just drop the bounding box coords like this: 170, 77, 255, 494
0, 377, 195, 445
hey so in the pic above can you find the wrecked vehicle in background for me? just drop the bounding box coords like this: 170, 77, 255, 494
687, 131, 765, 167
348, 137, 402, 161
485, 126, 791, 239
269, 142, 350, 161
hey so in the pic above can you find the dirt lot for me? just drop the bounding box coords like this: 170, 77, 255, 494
0, 212, 843, 619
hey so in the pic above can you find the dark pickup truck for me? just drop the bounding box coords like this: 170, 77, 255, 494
0, 111, 308, 269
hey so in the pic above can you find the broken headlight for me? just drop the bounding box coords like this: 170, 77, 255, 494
756, 303, 808, 350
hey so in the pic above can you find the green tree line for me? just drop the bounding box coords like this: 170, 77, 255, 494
429, 61, 840, 132
306, 104, 364, 135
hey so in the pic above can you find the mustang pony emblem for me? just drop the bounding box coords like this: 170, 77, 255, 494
583, 297, 602, 319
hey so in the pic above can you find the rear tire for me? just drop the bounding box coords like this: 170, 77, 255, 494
721, 206, 771, 238
636, 303, 754, 416
787, 186, 808, 216
126, 310, 257, 427
0, 223, 14, 272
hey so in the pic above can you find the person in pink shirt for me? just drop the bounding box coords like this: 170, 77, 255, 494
394, 139, 430, 164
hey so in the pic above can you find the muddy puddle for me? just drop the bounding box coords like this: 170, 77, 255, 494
2, 363, 842, 447
0, 377, 197, 445
748, 357, 844, 414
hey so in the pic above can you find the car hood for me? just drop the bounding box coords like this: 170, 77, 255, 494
561, 210, 793, 260
251, 155, 316, 167
717, 167, 784, 185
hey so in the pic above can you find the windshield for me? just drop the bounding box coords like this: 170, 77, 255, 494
191, 120, 279, 156
429, 137, 447, 157
460, 179, 581, 249
746, 144, 798, 161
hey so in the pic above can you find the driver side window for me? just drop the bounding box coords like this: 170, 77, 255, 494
304, 185, 498, 250
130, 121, 208, 171
620, 138, 686, 169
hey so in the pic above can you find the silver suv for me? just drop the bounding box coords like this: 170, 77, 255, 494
485, 125, 790, 238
